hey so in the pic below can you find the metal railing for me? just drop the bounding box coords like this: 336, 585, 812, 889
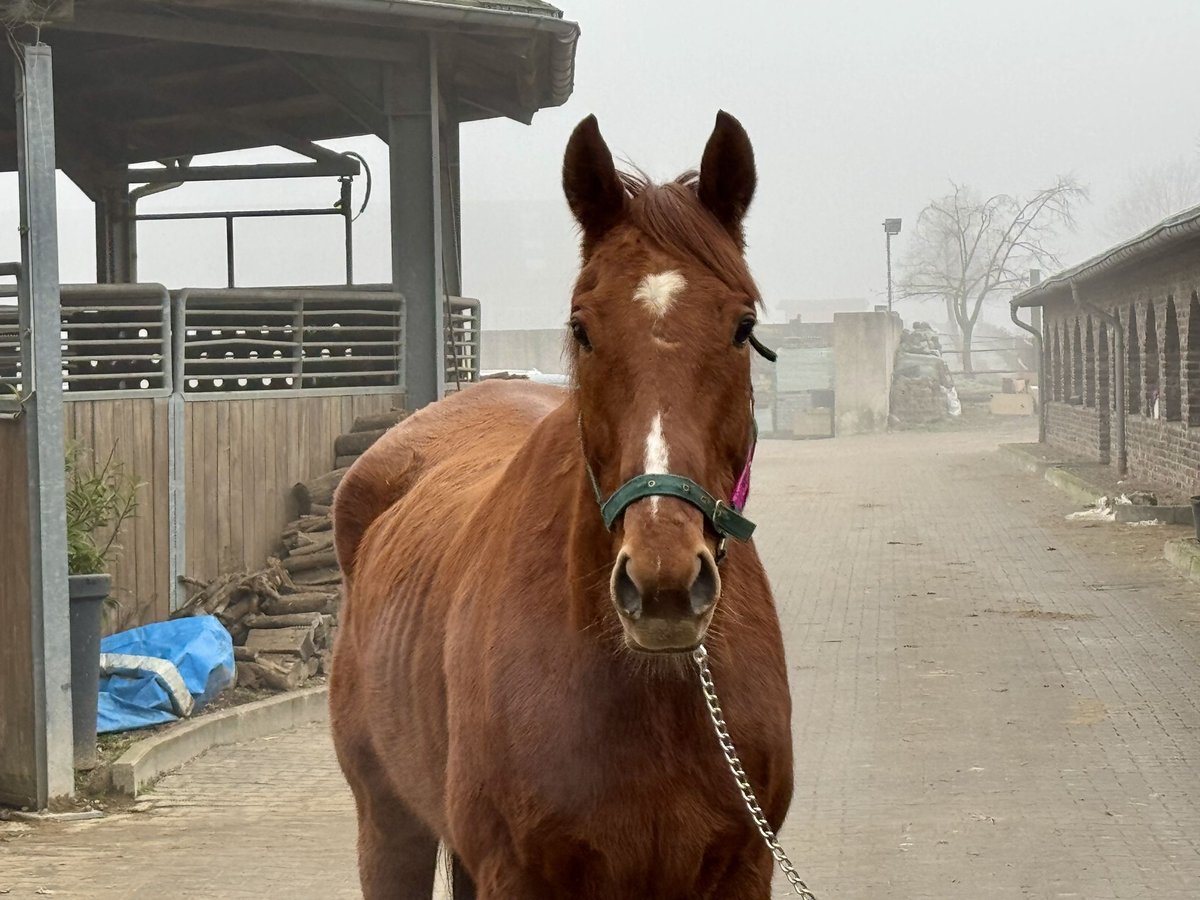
0, 283, 172, 397
446, 296, 481, 390
173, 288, 405, 395
0, 283, 481, 399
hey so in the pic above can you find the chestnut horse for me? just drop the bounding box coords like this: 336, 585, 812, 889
331, 111, 794, 899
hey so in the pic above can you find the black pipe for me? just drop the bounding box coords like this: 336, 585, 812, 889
1010, 272, 1046, 442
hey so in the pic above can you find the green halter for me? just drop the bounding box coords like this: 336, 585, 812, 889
596, 473, 756, 541
582, 422, 758, 545
579, 333, 773, 548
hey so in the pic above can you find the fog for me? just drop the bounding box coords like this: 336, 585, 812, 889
2, 0, 1198, 331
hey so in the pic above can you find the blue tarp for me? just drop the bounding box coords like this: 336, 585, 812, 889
97, 615, 235, 734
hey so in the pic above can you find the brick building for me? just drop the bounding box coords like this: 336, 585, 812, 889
1012, 205, 1200, 495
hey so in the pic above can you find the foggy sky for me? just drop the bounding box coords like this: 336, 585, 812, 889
2, 0, 1198, 331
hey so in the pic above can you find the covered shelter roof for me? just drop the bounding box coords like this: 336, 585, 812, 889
0, 0, 578, 177
1013, 203, 1200, 308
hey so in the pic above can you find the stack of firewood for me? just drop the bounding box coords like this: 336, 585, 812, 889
174, 408, 408, 691
174, 549, 340, 691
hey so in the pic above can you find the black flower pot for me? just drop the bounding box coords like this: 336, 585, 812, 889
69, 573, 111, 768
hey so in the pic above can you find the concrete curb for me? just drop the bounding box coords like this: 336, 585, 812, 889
112, 685, 329, 797
997, 444, 1193, 521
1164, 538, 1200, 584
996, 443, 1055, 476
1043, 466, 1106, 508
996, 444, 1103, 506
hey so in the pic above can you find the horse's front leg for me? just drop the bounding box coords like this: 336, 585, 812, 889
469, 855, 557, 900
703, 850, 777, 900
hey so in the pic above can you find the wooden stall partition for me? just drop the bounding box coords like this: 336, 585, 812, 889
0, 418, 36, 804
182, 391, 405, 584
63, 396, 172, 629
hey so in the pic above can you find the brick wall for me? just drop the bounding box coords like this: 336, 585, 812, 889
1037, 245, 1200, 491
1046, 401, 1105, 461
1124, 417, 1200, 495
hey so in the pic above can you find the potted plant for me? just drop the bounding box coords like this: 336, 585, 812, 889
65, 442, 141, 767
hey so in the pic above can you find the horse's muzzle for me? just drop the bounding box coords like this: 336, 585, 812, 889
610, 547, 720, 652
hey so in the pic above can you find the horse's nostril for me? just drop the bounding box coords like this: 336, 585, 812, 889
612, 554, 642, 619
689, 552, 720, 615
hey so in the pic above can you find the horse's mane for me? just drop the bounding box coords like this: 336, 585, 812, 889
617, 170, 760, 302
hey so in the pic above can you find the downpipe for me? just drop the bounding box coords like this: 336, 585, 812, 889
1009, 301, 1046, 443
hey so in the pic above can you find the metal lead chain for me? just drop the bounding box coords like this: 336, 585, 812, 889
693, 644, 818, 899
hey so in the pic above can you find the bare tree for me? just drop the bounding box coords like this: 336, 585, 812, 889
1103, 156, 1200, 240
899, 177, 1085, 373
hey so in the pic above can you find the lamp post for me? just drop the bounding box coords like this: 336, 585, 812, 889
883, 217, 902, 313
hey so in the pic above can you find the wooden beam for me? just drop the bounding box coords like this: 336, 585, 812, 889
96, 62, 348, 166
457, 90, 533, 126
53, 9, 422, 62
277, 53, 388, 139
127, 93, 331, 132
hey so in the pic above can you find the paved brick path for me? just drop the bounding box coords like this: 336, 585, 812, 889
4, 425, 1200, 898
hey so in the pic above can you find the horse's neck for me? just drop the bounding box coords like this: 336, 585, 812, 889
499, 398, 616, 631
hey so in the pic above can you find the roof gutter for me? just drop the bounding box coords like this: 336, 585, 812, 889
1012, 202, 1200, 308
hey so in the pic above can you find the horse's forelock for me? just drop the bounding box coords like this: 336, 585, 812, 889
615, 170, 760, 303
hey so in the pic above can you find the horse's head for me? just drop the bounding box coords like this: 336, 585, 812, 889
564, 111, 761, 654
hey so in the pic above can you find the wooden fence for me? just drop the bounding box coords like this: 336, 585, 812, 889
0, 284, 453, 629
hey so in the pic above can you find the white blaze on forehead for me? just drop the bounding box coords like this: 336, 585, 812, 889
633, 270, 686, 318
644, 412, 670, 514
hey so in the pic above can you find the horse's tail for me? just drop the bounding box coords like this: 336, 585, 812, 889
332, 432, 418, 583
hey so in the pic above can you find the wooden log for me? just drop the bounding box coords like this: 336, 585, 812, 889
305, 656, 321, 678
234, 646, 259, 663
334, 429, 387, 457
283, 548, 338, 574
286, 532, 334, 557
217, 594, 256, 626
309, 503, 332, 517
244, 612, 322, 631
283, 514, 333, 536
261, 592, 335, 616
334, 454, 359, 469
237, 656, 304, 692
244, 625, 316, 660
351, 410, 407, 433
292, 468, 348, 515
291, 567, 343, 586
316, 650, 333, 677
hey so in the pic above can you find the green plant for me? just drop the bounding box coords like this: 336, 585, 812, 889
65, 442, 142, 576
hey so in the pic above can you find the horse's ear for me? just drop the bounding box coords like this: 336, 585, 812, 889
563, 115, 626, 254
698, 111, 757, 246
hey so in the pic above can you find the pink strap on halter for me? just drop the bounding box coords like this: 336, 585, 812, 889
730, 441, 755, 512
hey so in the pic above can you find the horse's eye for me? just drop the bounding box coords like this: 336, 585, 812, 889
570, 319, 592, 351
733, 317, 756, 347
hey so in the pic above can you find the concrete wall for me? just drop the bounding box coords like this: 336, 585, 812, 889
482, 328, 567, 374
833, 311, 903, 436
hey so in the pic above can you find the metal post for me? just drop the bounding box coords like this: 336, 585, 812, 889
885, 231, 893, 314
340, 176, 354, 285
15, 42, 74, 805
225, 216, 236, 288
387, 35, 445, 407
